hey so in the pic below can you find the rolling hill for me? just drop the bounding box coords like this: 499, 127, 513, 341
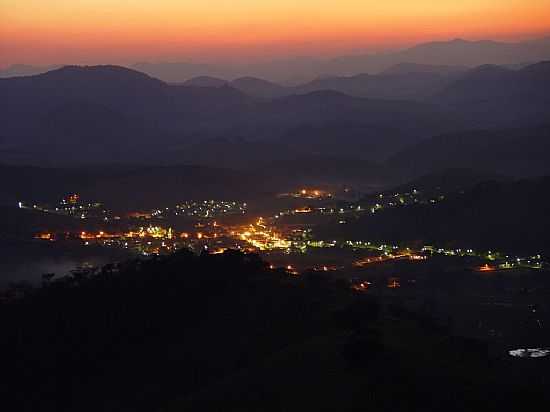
293, 71, 457, 100
0, 65, 461, 166
3, 61, 549, 169
126, 37, 550, 83
388, 125, 550, 178
325, 37, 550, 76
433, 61, 550, 127
318, 176, 550, 256
182, 76, 228, 87
229, 76, 288, 99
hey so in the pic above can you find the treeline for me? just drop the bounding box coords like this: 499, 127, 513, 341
1, 250, 548, 411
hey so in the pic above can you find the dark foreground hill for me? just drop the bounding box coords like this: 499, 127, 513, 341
0, 163, 274, 211
2, 250, 549, 412
319, 176, 550, 256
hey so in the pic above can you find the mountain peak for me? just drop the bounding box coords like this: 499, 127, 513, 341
229, 76, 286, 98
38, 64, 164, 84
231, 76, 278, 85
519, 60, 550, 74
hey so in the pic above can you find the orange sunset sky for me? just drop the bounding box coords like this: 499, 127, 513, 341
1, 0, 550, 66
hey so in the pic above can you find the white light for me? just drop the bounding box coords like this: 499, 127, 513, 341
509, 348, 550, 358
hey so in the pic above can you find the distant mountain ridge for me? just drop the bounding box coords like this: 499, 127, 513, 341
0, 64, 459, 167
182, 76, 227, 87
4, 36, 549, 83
229, 77, 288, 99
2, 61, 550, 171
436, 61, 550, 103
144, 37, 550, 83
163, 60, 550, 104
326, 37, 550, 75
381, 62, 467, 75
432, 60, 550, 128
179, 63, 467, 100
0, 64, 61, 78
292, 71, 458, 100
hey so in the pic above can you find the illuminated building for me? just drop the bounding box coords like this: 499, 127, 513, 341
128, 211, 152, 219
509, 348, 550, 358
35, 233, 53, 240
66, 194, 79, 204
387, 278, 401, 288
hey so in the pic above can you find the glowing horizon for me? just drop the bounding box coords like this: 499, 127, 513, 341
1, 0, 550, 66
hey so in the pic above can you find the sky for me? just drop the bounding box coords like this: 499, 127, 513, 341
1, 0, 550, 66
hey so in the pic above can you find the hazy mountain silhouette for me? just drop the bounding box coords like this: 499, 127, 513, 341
182, 76, 228, 87
248, 90, 460, 160
229, 77, 288, 99
126, 37, 550, 83
3, 61, 549, 168
0, 65, 460, 166
189, 60, 548, 103
0, 65, 254, 162
3, 37, 549, 84
179, 72, 456, 101
132, 61, 233, 83
293, 71, 457, 100
381, 62, 467, 76
166, 88, 460, 165
391, 168, 509, 194
437, 61, 550, 103
434, 61, 550, 127
326, 37, 550, 76
389, 124, 550, 178
0, 64, 60, 78
260, 154, 393, 186
180, 76, 287, 99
